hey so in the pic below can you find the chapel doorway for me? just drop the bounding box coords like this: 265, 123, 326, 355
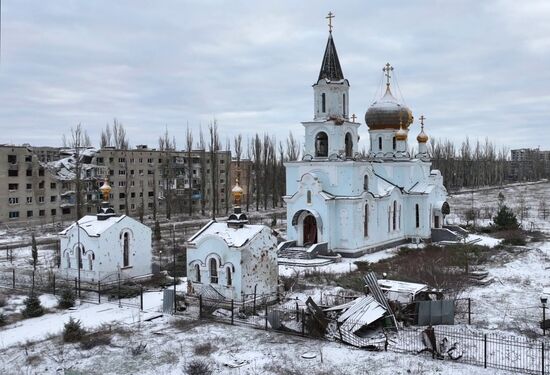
434, 215, 440, 228
303, 215, 318, 245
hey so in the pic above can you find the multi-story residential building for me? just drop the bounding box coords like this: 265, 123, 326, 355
0, 145, 71, 226
510, 148, 550, 181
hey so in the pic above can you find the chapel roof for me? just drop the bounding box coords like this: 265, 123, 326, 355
59, 214, 128, 237
188, 220, 267, 248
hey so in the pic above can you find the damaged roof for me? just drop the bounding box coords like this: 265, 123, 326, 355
188, 220, 267, 248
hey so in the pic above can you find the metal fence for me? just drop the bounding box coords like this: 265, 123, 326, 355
181, 295, 549, 375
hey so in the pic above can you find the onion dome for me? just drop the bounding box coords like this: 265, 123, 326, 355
417, 115, 429, 143
365, 85, 413, 130
231, 179, 244, 207
99, 177, 112, 202
395, 122, 408, 141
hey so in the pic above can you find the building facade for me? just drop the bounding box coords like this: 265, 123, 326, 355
283, 31, 449, 257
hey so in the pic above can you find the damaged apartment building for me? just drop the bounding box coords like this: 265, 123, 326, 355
1, 143, 233, 226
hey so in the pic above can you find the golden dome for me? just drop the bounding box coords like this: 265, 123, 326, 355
365, 85, 413, 130
395, 123, 408, 141
417, 116, 429, 143
99, 177, 112, 202
231, 179, 244, 206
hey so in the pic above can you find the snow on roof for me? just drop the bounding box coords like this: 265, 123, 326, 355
377, 279, 428, 296
188, 221, 266, 248
59, 215, 127, 237
407, 182, 434, 194
337, 295, 386, 333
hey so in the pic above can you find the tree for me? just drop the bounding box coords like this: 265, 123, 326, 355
65, 124, 91, 220
31, 233, 38, 294
159, 127, 176, 220
494, 205, 519, 230
23, 294, 44, 318
185, 125, 194, 216
208, 121, 221, 218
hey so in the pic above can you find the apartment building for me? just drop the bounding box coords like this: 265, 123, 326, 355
510, 148, 550, 181
0, 145, 72, 226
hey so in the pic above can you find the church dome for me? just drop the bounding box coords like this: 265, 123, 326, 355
365, 86, 413, 130
417, 128, 429, 143
395, 124, 408, 141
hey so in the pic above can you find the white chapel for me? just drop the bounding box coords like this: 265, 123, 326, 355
282, 26, 450, 257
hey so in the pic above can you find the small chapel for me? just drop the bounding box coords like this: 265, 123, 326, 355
59, 178, 153, 283
282, 19, 450, 257
186, 180, 279, 302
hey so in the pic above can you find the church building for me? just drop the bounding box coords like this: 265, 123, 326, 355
282, 24, 450, 257
59, 178, 153, 283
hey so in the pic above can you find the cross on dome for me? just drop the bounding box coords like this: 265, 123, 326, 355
326, 12, 335, 33
419, 115, 426, 127
383, 63, 394, 87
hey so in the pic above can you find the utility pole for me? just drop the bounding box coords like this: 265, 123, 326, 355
76, 220, 81, 298
172, 223, 177, 313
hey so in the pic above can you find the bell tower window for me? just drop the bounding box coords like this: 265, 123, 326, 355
364, 203, 369, 237
363, 175, 369, 191
345, 132, 353, 158
321, 93, 326, 113
315, 132, 328, 157
343, 93, 346, 117
392, 137, 396, 150
415, 204, 420, 228
378, 137, 382, 150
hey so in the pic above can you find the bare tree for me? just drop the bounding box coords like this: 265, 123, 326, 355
208, 121, 221, 218
65, 124, 90, 220
158, 127, 176, 220
197, 126, 207, 216
185, 125, 194, 217
100, 123, 113, 148
286, 131, 301, 161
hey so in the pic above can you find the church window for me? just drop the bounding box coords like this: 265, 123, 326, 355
78, 246, 83, 269
364, 204, 369, 237
392, 137, 396, 150
392, 200, 397, 231
378, 137, 382, 150
66, 253, 71, 269
195, 264, 201, 283
88, 253, 93, 271
226, 266, 232, 286
343, 93, 346, 117
307, 190, 312, 204
315, 132, 328, 157
363, 175, 369, 191
321, 93, 326, 113
123, 232, 130, 267
415, 204, 420, 228
210, 258, 218, 284
345, 132, 353, 158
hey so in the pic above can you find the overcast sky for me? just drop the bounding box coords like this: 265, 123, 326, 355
1, 0, 549, 151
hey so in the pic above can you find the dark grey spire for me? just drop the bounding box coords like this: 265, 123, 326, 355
318, 34, 344, 82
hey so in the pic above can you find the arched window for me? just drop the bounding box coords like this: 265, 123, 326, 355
378, 137, 382, 150
415, 204, 420, 228
66, 253, 71, 269
364, 203, 369, 237
343, 93, 346, 117
226, 266, 232, 286
392, 137, 396, 150
210, 258, 218, 284
363, 175, 369, 191
78, 245, 83, 269
307, 190, 312, 204
123, 232, 130, 267
392, 200, 397, 231
195, 264, 201, 283
315, 132, 328, 157
88, 253, 94, 271
321, 93, 326, 113
345, 132, 353, 158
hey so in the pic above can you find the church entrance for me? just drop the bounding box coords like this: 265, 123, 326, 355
303, 215, 318, 245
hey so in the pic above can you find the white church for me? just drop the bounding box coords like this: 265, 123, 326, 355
282, 28, 450, 257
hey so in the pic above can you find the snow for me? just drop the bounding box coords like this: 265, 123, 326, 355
59, 215, 127, 236
189, 221, 266, 247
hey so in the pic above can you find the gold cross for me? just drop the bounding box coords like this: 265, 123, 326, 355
351, 114, 357, 122
326, 12, 335, 33
383, 63, 394, 86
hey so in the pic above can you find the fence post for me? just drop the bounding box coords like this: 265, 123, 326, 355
12, 269, 15, 288
199, 295, 203, 319
98, 281, 101, 304
484, 334, 487, 368
468, 298, 471, 325
543, 342, 545, 375
301, 309, 305, 337
296, 301, 299, 322
74, 277, 77, 295
231, 300, 234, 325
52, 274, 56, 295
140, 286, 144, 311
265, 303, 268, 331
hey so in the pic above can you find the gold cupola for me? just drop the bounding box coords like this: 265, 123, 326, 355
231, 178, 244, 208
99, 177, 112, 202
395, 121, 408, 141
417, 115, 429, 143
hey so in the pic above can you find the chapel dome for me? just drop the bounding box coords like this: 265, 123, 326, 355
365, 86, 413, 130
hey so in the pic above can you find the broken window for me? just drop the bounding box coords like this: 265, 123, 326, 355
226, 266, 232, 286
345, 132, 353, 158
315, 132, 328, 157
209, 258, 218, 284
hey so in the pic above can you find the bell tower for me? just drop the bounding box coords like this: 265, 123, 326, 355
302, 12, 359, 160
